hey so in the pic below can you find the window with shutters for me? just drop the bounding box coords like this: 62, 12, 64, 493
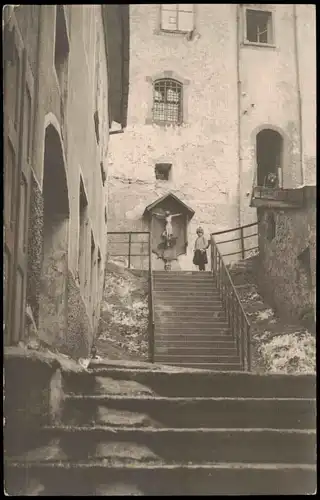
160, 4, 194, 33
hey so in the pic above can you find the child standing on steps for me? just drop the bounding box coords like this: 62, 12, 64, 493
193, 226, 210, 271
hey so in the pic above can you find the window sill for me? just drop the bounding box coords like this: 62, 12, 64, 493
148, 120, 183, 128
242, 40, 276, 49
154, 28, 192, 36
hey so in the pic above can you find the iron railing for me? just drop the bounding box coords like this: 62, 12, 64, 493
210, 233, 252, 371
148, 234, 155, 362
107, 231, 150, 270
252, 186, 304, 205
250, 168, 304, 207
212, 222, 258, 259
107, 231, 155, 362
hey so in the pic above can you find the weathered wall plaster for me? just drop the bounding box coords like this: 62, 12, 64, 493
257, 186, 316, 324
38, 216, 69, 349
26, 172, 44, 325
67, 270, 93, 359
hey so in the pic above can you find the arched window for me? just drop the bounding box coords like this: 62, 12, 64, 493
256, 129, 283, 187
153, 79, 183, 125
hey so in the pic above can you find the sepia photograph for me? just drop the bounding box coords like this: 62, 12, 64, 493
3, 4, 316, 495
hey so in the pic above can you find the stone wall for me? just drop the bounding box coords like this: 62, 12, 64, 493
257, 186, 316, 325
26, 172, 44, 325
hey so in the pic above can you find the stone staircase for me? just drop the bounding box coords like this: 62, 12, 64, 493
153, 271, 241, 370
5, 360, 316, 495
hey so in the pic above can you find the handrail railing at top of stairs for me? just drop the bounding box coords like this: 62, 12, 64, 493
210, 233, 252, 371
148, 233, 155, 362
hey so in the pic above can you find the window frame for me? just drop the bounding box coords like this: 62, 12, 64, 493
156, 4, 196, 36
145, 71, 190, 127
242, 6, 276, 48
152, 78, 183, 126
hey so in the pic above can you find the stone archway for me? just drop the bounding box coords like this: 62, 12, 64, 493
38, 124, 70, 350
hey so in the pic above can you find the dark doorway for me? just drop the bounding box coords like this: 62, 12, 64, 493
39, 124, 69, 350
256, 129, 283, 187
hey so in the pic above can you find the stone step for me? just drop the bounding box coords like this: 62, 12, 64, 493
154, 274, 214, 278
154, 325, 230, 332
155, 334, 234, 343
5, 461, 316, 495
25, 426, 316, 465
160, 362, 243, 371
64, 370, 316, 399
63, 395, 317, 430
155, 340, 235, 348
155, 291, 221, 297
155, 346, 238, 356
155, 355, 241, 364
154, 281, 215, 287
154, 271, 212, 276
154, 311, 226, 318
154, 299, 223, 306
154, 283, 215, 289
154, 304, 225, 311
155, 319, 229, 326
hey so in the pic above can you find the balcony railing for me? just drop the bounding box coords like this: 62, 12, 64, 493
251, 185, 304, 207
211, 232, 252, 371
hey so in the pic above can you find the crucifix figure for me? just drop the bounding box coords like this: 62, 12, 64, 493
153, 210, 182, 248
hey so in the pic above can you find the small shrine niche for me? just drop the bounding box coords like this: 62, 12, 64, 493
143, 192, 195, 270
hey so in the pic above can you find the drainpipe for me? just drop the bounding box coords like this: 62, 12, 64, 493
293, 4, 304, 185
236, 5, 242, 227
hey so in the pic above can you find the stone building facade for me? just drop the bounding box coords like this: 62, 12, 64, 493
107, 4, 316, 270
256, 185, 316, 329
3, 5, 129, 358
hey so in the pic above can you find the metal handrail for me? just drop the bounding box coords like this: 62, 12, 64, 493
107, 231, 150, 269
211, 234, 252, 371
212, 221, 258, 237
148, 233, 155, 362
211, 222, 258, 260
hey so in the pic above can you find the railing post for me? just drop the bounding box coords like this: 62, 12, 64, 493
241, 312, 245, 370
247, 323, 251, 371
148, 232, 154, 363
240, 227, 245, 259
128, 232, 132, 269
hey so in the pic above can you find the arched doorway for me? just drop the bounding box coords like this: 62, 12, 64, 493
38, 124, 70, 349
256, 129, 283, 187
